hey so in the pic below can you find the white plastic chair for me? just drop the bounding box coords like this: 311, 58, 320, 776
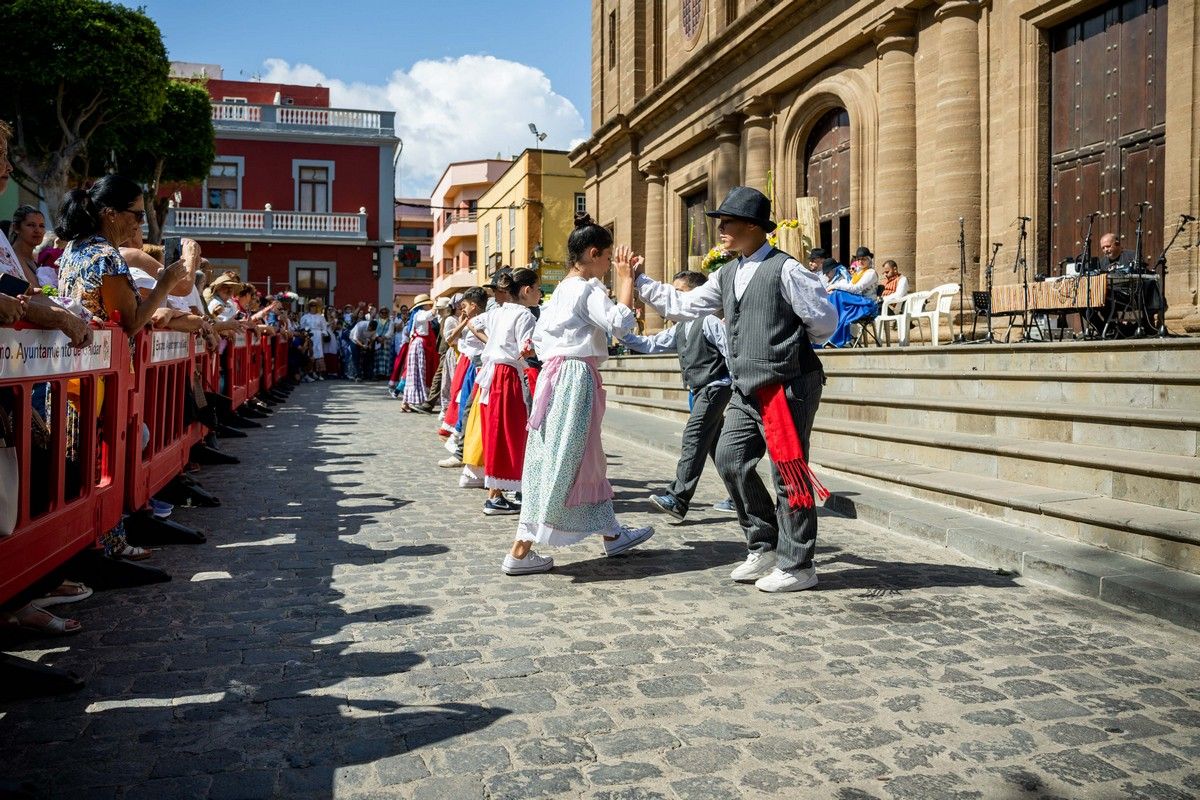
911, 283, 959, 346
874, 292, 912, 347
875, 290, 928, 347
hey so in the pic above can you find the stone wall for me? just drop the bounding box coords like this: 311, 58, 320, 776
572, 0, 1200, 333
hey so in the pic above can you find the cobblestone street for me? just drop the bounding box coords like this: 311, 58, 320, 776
3, 381, 1199, 800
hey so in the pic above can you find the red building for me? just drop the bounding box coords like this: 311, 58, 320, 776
163, 64, 398, 309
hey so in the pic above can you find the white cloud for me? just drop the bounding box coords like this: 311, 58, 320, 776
260, 56, 587, 199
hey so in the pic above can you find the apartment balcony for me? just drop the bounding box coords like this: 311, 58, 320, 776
433, 212, 478, 249
210, 103, 396, 140
164, 204, 369, 244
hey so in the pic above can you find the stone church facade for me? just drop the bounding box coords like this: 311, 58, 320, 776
569, 0, 1200, 332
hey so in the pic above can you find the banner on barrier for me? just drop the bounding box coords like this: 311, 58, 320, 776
0, 328, 114, 378
150, 331, 191, 363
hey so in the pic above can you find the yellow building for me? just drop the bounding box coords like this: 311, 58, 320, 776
475, 149, 586, 293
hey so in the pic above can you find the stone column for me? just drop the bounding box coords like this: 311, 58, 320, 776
714, 115, 743, 202
873, 10, 918, 279
741, 97, 774, 196
933, 0, 982, 298
642, 162, 667, 332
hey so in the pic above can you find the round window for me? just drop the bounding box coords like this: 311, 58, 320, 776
682, 0, 705, 41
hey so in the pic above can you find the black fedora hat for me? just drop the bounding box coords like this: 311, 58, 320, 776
808, 247, 827, 261
820, 258, 840, 273
853, 246, 874, 260
486, 266, 512, 289
706, 186, 777, 233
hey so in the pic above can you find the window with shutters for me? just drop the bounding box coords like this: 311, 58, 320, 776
207, 160, 242, 209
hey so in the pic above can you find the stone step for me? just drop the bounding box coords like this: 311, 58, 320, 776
810, 448, 1200, 572
602, 404, 1200, 632
811, 420, 1199, 514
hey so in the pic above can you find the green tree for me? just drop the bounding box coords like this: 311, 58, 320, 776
0, 0, 169, 217
108, 80, 217, 243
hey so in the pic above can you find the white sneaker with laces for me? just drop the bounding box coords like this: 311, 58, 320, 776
502, 551, 554, 575
755, 566, 818, 593
730, 551, 777, 582
438, 456, 463, 468
603, 525, 654, 557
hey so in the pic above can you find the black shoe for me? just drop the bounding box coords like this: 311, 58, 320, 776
483, 497, 520, 516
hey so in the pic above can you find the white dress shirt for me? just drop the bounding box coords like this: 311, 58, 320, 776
350, 319, 373, 347
621, 316, 731, 388
880, 274, 910, 309
408, 307, 435, 337
532, 275, 635, 362
456, 311, 489, 360
635, 241, 837, 344
477, 303, 537, 403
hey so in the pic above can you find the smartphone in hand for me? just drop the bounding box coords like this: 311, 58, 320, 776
0, 273, 31, 296
163, 236, 183, 265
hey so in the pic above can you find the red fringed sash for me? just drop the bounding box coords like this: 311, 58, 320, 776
756, 383, 830, 510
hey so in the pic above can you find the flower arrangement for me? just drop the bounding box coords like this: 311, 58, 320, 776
767, 219, 800, 249
701, 247, 736, 272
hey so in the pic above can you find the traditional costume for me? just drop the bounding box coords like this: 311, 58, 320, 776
826, 247, 879, 348
621, 314, 732, 518
477, 303, 536, 492
441, 317, 485, 436
636, 187, 838, 592
514, 276, 643, 547
390, 294, 439, 403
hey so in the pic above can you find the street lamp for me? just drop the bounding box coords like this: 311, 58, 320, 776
528, 123, 547, 151
532, 242, 544, 268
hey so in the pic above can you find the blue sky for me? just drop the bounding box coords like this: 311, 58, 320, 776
127, 0, 594, 195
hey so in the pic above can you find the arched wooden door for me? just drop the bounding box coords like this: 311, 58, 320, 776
805, 108, 851, 264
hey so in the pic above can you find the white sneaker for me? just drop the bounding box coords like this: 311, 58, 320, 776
439, 456, 463, 468
730, 551, 777, 582
755, 566, 818, 593
603, 525, 654, 557
502, 551, 554, 575
459, 476, 484, 489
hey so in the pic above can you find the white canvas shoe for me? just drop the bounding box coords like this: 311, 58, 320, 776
729, 551, 777, 582
502, 551, 554, 575
438, 456, 463, 468
603, 526, 655, 556
755, 567, 818, 593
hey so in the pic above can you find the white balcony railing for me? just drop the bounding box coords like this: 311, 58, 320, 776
165, 205, 368, 241
209, 103, 394, 136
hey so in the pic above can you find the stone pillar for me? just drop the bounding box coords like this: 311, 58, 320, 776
714, 115, 743, 203
933, 0, 982, 297
642, 162, 667, 332
873, 10, 918, 280
741, 97, 774, 196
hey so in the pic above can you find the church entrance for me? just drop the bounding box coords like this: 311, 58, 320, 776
804, 108, 851, 264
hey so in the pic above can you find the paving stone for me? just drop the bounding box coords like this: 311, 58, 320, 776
1, 383, 1197, 800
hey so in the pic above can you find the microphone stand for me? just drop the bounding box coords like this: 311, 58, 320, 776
966, 242, 1002, 345
954, 216, 967, 343
1152, 215, 1191, 338
1079, 212, 1099, 339
1132, 201, 1148, 336
1013, 217, 1031, 342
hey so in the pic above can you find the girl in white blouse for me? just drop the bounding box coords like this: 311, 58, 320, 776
501, 213, 655, 575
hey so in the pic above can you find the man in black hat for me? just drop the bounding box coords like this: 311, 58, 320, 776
632, 186, 837, 593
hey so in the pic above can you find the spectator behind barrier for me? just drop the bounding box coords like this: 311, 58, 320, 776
0, 122, 91, 348
55, 174, 189, 338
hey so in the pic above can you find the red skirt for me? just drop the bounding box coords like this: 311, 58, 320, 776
481, 364, 528, 490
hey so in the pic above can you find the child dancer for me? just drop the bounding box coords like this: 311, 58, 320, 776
458, 271, 511, 488
477, 268, 540, 515
501, 214, 654, 575
620, 270, 735, 520
439, 287, 488, 442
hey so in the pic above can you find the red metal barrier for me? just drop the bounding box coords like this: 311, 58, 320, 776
260, 334, 275, 393
246, 333, 262, 399
223, 332, 248, 410
125, 330, 194, 512
274, 336, 289, 383
0, 324, 128, 605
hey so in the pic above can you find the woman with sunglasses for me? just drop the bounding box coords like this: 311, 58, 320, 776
56, 174, 189, 337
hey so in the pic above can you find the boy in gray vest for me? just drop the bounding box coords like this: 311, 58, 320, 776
619, 270, 735, 521
634, 187, 837, 592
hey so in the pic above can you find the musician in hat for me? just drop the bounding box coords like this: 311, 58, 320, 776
825, 246, 880, 347
633, 186, 838, 593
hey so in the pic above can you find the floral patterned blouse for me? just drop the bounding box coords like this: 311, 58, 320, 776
58, 234, 139, 323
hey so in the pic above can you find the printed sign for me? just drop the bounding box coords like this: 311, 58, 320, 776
150, 331, 191, 363
0, 328, 114, 378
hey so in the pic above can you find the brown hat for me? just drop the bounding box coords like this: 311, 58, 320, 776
209, 273, 241, 292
